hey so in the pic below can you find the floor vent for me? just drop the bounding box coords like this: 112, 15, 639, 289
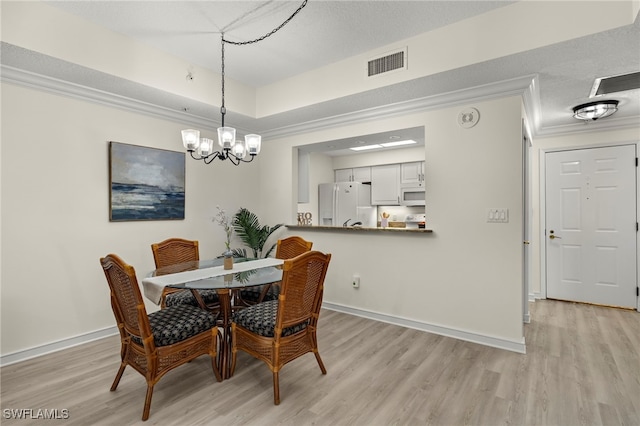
367, 48, 407, 77
590, 71, 640, 97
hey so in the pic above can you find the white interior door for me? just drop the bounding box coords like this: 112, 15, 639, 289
545, 145, 637, 308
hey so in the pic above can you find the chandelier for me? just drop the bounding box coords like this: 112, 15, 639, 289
572, 100, 619, 121
182, 0, 308, 165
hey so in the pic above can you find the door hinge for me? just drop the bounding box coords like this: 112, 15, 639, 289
636, 157, 638, 167
637, 287, 639, 297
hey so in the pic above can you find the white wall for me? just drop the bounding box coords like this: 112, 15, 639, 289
259, 95, 526, 350
0, 82, 261, 358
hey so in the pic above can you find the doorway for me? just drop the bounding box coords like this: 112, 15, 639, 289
545, 145, 637, 309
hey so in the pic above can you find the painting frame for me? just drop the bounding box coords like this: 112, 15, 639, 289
109, 141, 186, 222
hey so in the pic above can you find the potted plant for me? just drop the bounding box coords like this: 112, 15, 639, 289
232, 207, 283, 259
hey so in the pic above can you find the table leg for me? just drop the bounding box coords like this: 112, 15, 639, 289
215, 288, 232, 380
189, 288, 232, 380
190, 289, 206, 308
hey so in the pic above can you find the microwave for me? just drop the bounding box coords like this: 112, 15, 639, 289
400, 187, 425, 206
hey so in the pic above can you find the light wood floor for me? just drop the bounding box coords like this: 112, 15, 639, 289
2, 300, 639, 425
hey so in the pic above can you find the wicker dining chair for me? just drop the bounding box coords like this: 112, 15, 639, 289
238, 236, 313, 305
100, 254, 221, 421
230, 250, 331, 404
151, 238, 220, 309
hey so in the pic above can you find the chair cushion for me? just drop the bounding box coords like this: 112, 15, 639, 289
133, 304, 217, 347
165, 289, 219, 307
240, 284, 280, 303
232, 300, 307, 338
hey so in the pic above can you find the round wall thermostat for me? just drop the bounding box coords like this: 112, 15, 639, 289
458, 107, 480, 128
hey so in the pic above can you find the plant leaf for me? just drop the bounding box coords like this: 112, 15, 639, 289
232, 208, 283, 258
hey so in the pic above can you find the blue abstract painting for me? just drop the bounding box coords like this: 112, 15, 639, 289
109, 142, 185, 221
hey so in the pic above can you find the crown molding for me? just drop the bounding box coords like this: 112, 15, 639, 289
261, 74, 539, 140
535, 115, 640, 138
522, 74, 542, 135
1, 65, 217, 131
13, 64, 630, 141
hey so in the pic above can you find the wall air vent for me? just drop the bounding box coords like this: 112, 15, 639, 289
590, 71, 640, 97
367, 48, 407, 77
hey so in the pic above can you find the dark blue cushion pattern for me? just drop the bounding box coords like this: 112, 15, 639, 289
132, 304, 217, 347
232, 300, 308, 338
165, 289, 219, 307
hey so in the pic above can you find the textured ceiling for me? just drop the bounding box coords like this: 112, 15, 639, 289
5, 1, 640, 149
46, 0, 513, 87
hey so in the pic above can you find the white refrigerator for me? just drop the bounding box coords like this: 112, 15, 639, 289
318, 182, 376, 227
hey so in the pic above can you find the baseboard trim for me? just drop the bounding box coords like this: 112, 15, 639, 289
323, 302, 526, 354
2, 303, 529, 366
0, 326, 118, 367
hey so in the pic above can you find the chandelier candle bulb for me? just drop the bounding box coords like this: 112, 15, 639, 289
232, 140, 247, 159
245, 134, 262, 155
198, 138, 214, 157
181, 129, 200, 151
218, 127, 236, 149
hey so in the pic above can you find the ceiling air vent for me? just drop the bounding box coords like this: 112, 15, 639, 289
367, 48, 407, 77
590, 71, 640, 97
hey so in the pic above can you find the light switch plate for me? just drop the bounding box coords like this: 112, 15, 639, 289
487, 208, 509, 223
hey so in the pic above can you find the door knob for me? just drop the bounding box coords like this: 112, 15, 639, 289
549, 234, 562, 240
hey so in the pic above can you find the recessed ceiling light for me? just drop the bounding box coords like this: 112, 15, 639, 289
380, 139, 417, 147
350, 144, 383, 151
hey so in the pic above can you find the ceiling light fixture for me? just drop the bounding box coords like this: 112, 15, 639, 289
572, 100, 619, 121
350, 139, 417, 151
380, 139, 417, 148
181, 0, 308, 165
350, 144, 383, 151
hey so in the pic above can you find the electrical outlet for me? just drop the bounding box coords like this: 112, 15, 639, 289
352, 275, 360, 288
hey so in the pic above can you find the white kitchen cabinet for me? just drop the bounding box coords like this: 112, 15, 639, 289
371, 164, 400, 205
335, 168, 352, 182
335, 167, 371, 183
401, 161, 425, 187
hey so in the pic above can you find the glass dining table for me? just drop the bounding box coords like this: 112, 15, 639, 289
142, 257, 284, 379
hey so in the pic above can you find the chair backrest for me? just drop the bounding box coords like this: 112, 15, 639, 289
276, 250, 331, 332
151, 238, 199, 269
275, 236, 313, 260
100, 254, 153, 347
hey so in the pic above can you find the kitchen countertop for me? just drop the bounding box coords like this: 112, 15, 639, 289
286, 225, 433, 233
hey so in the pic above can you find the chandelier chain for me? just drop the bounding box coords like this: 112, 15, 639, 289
219, 0, 307, 128
220, 34, 226, 128
222, 0, 307, 46
184, 1, 308, 165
